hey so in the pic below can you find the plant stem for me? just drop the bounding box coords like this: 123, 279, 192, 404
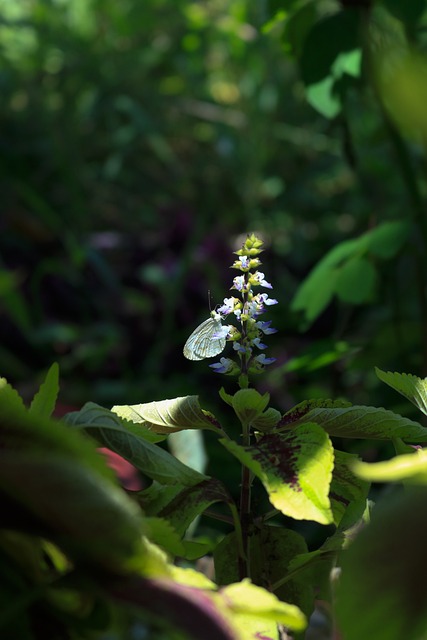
238, 420, 252, 580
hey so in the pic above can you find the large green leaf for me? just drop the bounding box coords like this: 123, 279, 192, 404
66, 403, 206, 486
0, 383, 149, 570
220, 425, 334, 524
280, 399, 427, 441
0, 451, 143, 571
112, 395, 222, 434
336, 487, 427, 640
376, 368, 427, 416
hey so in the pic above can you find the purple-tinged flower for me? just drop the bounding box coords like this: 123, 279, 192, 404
209, 357, 234, 374
212, 324, 231, 340
232, 275, 246, 292
238, 256, 251, 269
257, 293, 278, 306
218, 297, 236, 316
255, 320, 278, 335
254, 354, 276, 366
252, 337, 267, 349
233, 342, 252, 355
252, 272, 272, 289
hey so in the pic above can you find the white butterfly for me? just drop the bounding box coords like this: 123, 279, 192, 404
183, 311, 228, 361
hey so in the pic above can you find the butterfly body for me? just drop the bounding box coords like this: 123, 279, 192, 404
183, 311, 227, 361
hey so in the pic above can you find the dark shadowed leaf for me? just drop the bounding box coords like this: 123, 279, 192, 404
66, 403, 207, 486
329, 450, 370, 527
336, 487, 427, 640
139, 478, 233, 536
280, 400, 427, 441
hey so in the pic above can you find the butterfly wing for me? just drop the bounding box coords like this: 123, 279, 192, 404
183, 317, 226, 361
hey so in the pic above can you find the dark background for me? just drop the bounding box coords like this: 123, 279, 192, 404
1, 0, 426, 431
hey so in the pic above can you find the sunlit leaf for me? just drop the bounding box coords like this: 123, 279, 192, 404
352, 448, 427, 484
112, 395, 221, 434
220, 425, 334, 524
376, 368, 427, 416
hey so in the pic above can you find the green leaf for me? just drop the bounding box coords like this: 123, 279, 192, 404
330, 450, 370, 527
251, 407, 281, 433
305, 75, 341, 119
335, 257, 378, 304
29, 363, 59, 419
280, 401, 427, 441
366, 221, 409, 258
66, 402, 164, 443
280, 399, 352, 426
291, 222, 409, 326
220, 425, 334, 524
180, 539, 217, 561
351, 448, 427, 484
336, 487, 427, 640
219, 387, 234, 407
332, 48, 362, 78
144, 517, 185, 557
300, 9, 362, 117
0, 385, 113, 479
376, 368, 427, 416
219, 579, 306, 631
139, 478, 233, 537
291, 262, 339, 325
231, 389, 270, 425
66, 403, 207, 487
0, 377, 26, 412
112, 395, 222, 434
0, 450, 143, 570
251, 526, 313, 618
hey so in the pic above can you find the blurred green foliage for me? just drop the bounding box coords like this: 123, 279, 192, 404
1, 0, 427, 420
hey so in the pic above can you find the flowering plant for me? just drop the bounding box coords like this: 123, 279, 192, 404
3, 234, 427, 639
